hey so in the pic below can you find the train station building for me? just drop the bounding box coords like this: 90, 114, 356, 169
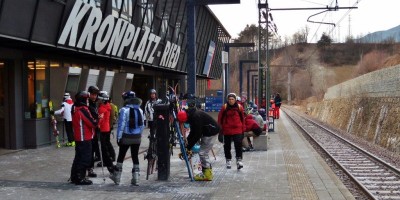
0, 0, 230, 149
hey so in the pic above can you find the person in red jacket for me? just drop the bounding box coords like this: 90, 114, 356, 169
70, 91, 98, 185
97, 91, 117, 176
242, 114, 262, 151
218, 93, 245, 169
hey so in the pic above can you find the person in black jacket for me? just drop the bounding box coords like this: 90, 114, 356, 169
274, 93, 282, 119
177, 95, 220, 181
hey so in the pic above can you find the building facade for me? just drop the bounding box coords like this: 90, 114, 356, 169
0, 0, 230, 149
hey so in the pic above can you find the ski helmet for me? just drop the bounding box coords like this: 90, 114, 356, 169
177, 110, 188, 123
122, 91, 136, 100
75, 91, 90, 104
63, 93, 71, 99
98, 91, 109, 101
150, 89, 157, 94
88, 85, 100, 94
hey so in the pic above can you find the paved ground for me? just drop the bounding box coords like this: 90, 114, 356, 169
0, 112, 355, 200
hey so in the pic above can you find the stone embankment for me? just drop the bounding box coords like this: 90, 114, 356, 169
307, 65, 400, 153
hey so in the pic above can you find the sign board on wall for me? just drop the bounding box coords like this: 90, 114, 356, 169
202, 41, 216, 77
205, 96, 223, 112
221, 51, 228, 64
57, 1, 181, 69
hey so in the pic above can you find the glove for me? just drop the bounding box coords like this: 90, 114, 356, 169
178, 149, 192, 160
218, 132, 224, 143
49, 110, 55, 115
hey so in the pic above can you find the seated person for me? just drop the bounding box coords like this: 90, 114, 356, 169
242, 114, 262, 151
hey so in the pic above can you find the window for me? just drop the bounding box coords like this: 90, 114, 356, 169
25, 60, 50, 119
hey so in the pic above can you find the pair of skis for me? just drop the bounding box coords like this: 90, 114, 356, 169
49, 101, 61, 148
168, 85, 194, 181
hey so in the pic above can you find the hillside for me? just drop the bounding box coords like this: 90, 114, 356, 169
269, 43, 400, 104
207, 42, 400, 104
360, 25, 400, 43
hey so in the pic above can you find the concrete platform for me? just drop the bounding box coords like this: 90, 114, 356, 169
0, 112, 354, 200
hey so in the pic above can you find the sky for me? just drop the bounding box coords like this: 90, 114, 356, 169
209, 0, 400, 43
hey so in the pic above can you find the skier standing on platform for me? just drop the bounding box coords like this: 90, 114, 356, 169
110, 91, 144, 186
218, 93, 246, 169
54, 93, 75, 147
144, 89, 161, 138
274, 93, 282, 119
87, 85, 100, 178
97, 91, 118, 178
70, 91, 97, 185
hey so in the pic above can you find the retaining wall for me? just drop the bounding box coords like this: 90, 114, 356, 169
307, 65, 400, 153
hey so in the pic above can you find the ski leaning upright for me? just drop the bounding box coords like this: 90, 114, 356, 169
168, 85, 194, 181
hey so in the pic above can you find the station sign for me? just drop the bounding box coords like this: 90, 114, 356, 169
58, 0, 180, 69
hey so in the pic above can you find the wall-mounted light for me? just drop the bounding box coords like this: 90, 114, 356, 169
141, 64, 144, 72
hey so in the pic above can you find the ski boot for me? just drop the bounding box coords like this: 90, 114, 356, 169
131, 164, 140, 186
236, 158, 243, 169
194, 167, 213, 181
75, 178, 93, 185
110, 162, 122, 185
73, 172, 93, 185
87, 168, 97, 177
226, 159, 232, 169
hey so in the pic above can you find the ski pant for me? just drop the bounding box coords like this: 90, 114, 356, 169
117, 143, 140, 173
64, 120, 74, 143
100, 132, 115, 170
90, 129, 101, 168
223, 133, 244, 160
71, 140, 92, 181
199, 135, 217, 168
148, 121, 155, 137
274, 106, 280, 119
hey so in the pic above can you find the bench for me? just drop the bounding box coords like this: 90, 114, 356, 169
253, 131, 269, 151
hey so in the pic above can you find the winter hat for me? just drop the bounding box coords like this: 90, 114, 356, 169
177, 110, 188, 123
227, 93, 237, 100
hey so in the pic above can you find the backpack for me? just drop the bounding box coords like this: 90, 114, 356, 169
221, 103, 244, 123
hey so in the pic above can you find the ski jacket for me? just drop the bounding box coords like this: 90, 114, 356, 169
274, 96, 282, 107
218, 103, 245, 135
98, 102, 111, 133
244, 115, 260, 132
186, 108, 220, 150
117, 104, 144, 142
110, 103, 118, 126
72, 105, 97, 141
88, 100, 99, 120
144, 98, 160, 121
54, 98, 73, 121
252, 113, 264, 128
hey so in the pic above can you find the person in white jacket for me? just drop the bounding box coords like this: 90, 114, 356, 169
54, 93, 75, 147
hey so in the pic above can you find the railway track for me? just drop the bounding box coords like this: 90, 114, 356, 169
283, 107, 400, 200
